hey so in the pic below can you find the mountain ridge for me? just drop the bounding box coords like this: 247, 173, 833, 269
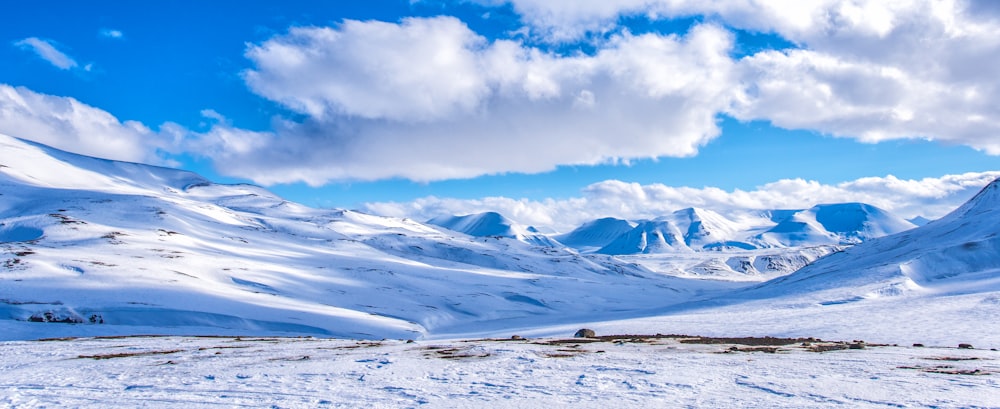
1, 133, 996, 345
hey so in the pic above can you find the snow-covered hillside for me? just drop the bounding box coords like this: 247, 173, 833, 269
745, 179, 1000, 302
0, 134, 734, 340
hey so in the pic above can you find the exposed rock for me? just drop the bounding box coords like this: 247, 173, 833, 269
574, 328, 596, 338
28, 311, 83, 324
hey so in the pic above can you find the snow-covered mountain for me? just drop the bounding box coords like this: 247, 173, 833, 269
667, 207, 746, 248
752, 203, 916, 247
552, 217, 634, 252
596, 219, 691, 255
555, 204, 915, 254
426, 211, 560, 247
908, 215, 933, 226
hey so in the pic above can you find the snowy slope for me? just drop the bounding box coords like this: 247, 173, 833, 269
744, 182, 1000, 302
604, 246, 842, 284
574, 179, 1000, 346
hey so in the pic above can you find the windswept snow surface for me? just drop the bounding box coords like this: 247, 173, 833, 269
2, 335, 998, 408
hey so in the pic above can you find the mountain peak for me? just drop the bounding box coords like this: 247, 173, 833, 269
554, 217, 635, 250
427, 212, 514, 237
938, 177, 1000, 223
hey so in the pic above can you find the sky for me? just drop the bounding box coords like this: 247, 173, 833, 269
2, 0, 999, 231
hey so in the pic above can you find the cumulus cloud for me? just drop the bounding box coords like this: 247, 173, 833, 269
198, 3, 1000, 185
245, 18, 492, 122
13, 37, 78, 70
362, 172, 1000, 231
728, 2, 1000, 154
475, 0, 656, 41
479, 0, 1000, 155
223, 17, 738, 184
0, 84, 175, 164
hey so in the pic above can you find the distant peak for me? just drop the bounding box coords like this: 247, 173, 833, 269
941, 177, 1000, 221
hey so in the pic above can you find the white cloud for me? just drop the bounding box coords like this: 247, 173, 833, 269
476, 0, 656, 41
218, 3, 1000, 185
730, 48, 1000, 153
727, 2, 1000, 154
100, 29, 124, 39
245, 17, 491, 122
478, 0, 1000, 155
225, 17, 738, 184
362, 172, 1000, 232
486, 0, 914, 44
0, 84, 175, 164
13, 37, 78, 70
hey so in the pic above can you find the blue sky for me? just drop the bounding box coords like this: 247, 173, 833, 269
2, 1, 999, 229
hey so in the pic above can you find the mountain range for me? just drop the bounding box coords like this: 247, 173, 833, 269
436, 202, 916, 254
1, 133, 997, 345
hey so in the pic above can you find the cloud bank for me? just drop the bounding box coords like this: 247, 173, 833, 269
363, 172, 1000, 231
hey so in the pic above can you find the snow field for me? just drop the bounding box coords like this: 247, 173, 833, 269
1, 335, 997, 408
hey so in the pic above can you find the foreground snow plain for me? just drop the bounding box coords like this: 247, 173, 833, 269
2, 335, 998, 408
